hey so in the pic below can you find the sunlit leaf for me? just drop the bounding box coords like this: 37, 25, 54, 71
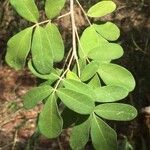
87, 1, 116, 18
93, 22, 120, 41
94, 103, 137, 121
88, 74, 101, 89
45, 0, 66, 19
31, 26, 53, 74
57, 88, 95, 114
23, 85, 53, 109
98, 63, 136, 91
88, 43, 123, 61
38, 94, 63, 138
94, 85, 128, 102
45, 23, 64, 62
10, 0, 39, 22
66, 70, 80, 81
6, 27, 33, 70
91, 114, 117, 150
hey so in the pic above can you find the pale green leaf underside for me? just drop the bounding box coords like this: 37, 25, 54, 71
23, 85, 53, 109
31, 26, 53, 75
45, 23, 64, 62
98, 63, 136, 91
87, 1, 116, 18
70, 117, 91, 150
57, 88, 95, 114
94, 85, 129, 102
45, 0, 66, 19
6, 27, 33, 70
38, 94, 63, 138
88, 43, 123, 61
10, 0, 39, 23
93, 22, 120, 41
91, 114, 117, 150
81, 61, 100, 82
79, 26, 108, 58
95, 103, 137, 121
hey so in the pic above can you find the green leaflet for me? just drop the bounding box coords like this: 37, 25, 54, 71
93, 22, 120, 41
79, 26, 108, 58
88, 74, 101, 89
23, 85, 53, 109
81, 61, 100, 81
45, 23, 64, 62
87, 1, 116, 18
66, 70, 80, 81
94, 103, 137, 121
94, 85, 129, 102
28, 60, 59, 81
63, 79, 95, 100
6, 27, 33, 70
98, 63, 136, 92
57, 88, 95, 114
10, 0, 39, 23
91, 114, 117, 150
88, 43, 124, 61
70, 117, 91, 150
45, 0, 66, 19
31, 26, 53, 75
38, 94, 63, 138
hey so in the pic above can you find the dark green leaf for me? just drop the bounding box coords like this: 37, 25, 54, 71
38, 94, 63, 138
94, 103, 137, 121
45, 23, 64, 62
93, 22, 120, 41
57, 88, 95, 114
10, 0, 39, 23
91, 114, 117, 150
70, 117, 91, 150
98, 63, 136, 91
6, 27, 33, 70
94, 85, 128, 102
23, 85, 53, 109
45, 0, 66, 19
31, 26, 53, 74
87, 1, 116, 18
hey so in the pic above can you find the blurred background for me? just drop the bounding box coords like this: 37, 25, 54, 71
0, 0, 150, 149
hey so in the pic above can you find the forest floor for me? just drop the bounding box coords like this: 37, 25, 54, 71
0, 0, 150, 149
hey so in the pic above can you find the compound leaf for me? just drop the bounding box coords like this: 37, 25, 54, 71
45, 23, 64, 62
31, 26, 53, 75
79, 26, 108, 58
87, 1, 116, 18
10, 0, 39, 23
88, 43, 123, 61
91, 114, 117, 150
81, 61, 99, 81
98, 63, 136, 91
70, 117, 91, 150
6, 27, 33, 70
38, 94, 63, 138
93, 22, 120, 41
23, 85, 53, 109
94, 85, 128, 102
57, 88, 95, 114
94, 103, 137, 121
45, 0, 66, 19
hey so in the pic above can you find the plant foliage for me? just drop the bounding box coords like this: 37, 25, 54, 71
6, 0, 137, 149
